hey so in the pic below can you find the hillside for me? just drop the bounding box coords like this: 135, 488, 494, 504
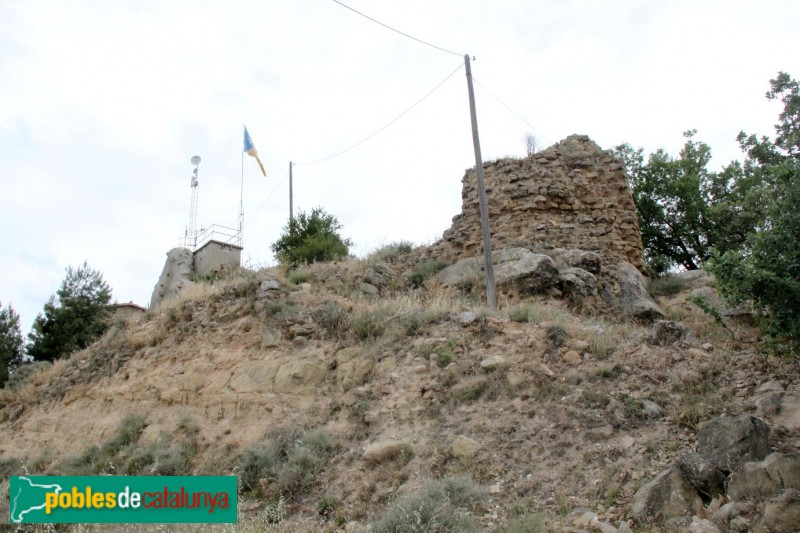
1, 252, 799, 532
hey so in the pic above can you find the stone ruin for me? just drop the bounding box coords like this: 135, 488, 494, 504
428, 134, 647, 275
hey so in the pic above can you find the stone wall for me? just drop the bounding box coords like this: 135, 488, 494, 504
429, 135, 646, 274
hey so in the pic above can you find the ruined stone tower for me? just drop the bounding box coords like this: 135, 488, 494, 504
430, 135, 647, 274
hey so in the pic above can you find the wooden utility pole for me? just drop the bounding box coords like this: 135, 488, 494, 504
289, 161, 294, 223
464, 54, 497, 309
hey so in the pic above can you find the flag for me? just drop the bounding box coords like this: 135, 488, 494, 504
243, 126, 267, 177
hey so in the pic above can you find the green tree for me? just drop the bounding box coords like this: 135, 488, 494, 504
0, 301, 24, 387
710, 72, 800, 348
271, 207, 352, 267
27, 262, 112, 362
614, 131, 721, 273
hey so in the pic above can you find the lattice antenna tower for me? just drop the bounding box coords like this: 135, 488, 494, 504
183, 155, 201, 250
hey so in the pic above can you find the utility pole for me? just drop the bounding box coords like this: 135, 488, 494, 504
464, 54, 497, 309
289, 161, 294, 224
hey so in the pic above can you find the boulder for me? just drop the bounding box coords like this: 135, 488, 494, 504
687, 517, 720, 533
556, 249, 603, 274
451, 435, 482, 460
558, 267, 597, 298
358, 282, 379, 295
697, 415, 770, 474
435, 248, 559, 294
753, 488, 800, 533
675, 269, 714, 288
631, 466, 703, 522
363, 440, 413, 465
363, 268, 387, 289
259, 279, 281, 292
614, 262, 665, 322
651, 320, 689, 346
273, 358, 326, 395
150, 247, 195, 309
727, 453, 800, 501
676, 452, 725, 497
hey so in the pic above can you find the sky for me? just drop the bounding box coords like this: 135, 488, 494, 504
1, 0, 798, 334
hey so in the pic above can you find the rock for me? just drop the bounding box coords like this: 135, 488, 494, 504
273, 358, 326, 395
617, 521, 633, 533
589, 424, 614, 439
753, 488, 800, 533
363, 268, 386, 289
642, 400, 664, 418
436, 248, 559, 294
756, 393, 785, 417
688, 517, 720, 533
651, 320, 688, 345
557, 249, 603, 274
615, 262, 665, 322
337, 357, 374, 391
558, 267, 597, 298
756, 380, 785, 394
774, 393, 800, 431
259, 279, 281, 292
676, 452, 725, 497
150, 247, 195, 309
450, 376, 488, 401
727, 453, 800, 500
358, 282, 379, 295
261, 326, 282, 348
480, 355, 506, 371
562, 350, 582, 366
631, 466, 703, 522
228, 360, 282, 394
594, 521, 618, 533
571, 510, 597, 527
697, 415, 770, 474
728, 516, 750, 532
458, 311, 479, 325
713, 501, 752, 523
451, 435, 482, 460
363, 440, 412, 465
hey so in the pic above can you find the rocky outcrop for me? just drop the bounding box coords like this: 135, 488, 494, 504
614, 262, 665, 322
435, 248, 559, 293
428, 135, 646, 274
697, 415, 770, 474
631, 466, 702, 521
150, 247, 195, 309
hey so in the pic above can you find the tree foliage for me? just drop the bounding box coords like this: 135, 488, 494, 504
709, 73, 800, 348
614, 132, 719, 273
0, 301, 24, 387
27, 262, 112, 362
271, 207, 352, 268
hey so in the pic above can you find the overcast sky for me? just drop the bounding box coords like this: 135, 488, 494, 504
1, 0, 798, 333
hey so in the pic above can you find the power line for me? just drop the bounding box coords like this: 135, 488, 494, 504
332, 0, 462, 58
472, 76, 552, 146
246, 169, 290, 225
295, 62, 464, 166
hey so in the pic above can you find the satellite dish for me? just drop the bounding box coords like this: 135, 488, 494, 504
190, 155, 201, 166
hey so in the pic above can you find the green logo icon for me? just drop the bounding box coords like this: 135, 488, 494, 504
9, 476, 237, 524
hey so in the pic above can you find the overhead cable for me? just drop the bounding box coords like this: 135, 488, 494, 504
332, 0, 462, 58
295, 62, 464, 166
472, 77, 552, 146
246, 169, 290, 225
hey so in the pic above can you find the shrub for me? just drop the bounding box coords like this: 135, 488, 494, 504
238, 427, 338, 500
271, 207, 351, 267
408, 260, 449, 287
370, 476, 484, 533
498, 513, 548, 533
352, 309, 389, 341
649, 275, 687, 298
369, 240, 415, 263
313, 303, 350, 339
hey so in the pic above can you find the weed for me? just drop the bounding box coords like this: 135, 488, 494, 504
238, 426, 338, 500
352, 309, 389, 340
509, 304, 536, 323
497, 513, 549, 532
545, 324, 568, 350
401, 309, 445, 336
370, 476, 484, 533
581, 389, 610, 409
408, 260, 449, 287
318, 494, 339, 520
288, 270, 310, 285
313, 302, 350, 339
649, 275, 687, 298
368, 241, 414, 263
594, 364, 623, 380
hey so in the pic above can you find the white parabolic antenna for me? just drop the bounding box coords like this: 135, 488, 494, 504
191, 155, 201, 166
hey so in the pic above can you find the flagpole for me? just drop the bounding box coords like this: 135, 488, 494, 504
239, 125, 245, 247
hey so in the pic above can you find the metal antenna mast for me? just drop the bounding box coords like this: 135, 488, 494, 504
184, 155, 201, 251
